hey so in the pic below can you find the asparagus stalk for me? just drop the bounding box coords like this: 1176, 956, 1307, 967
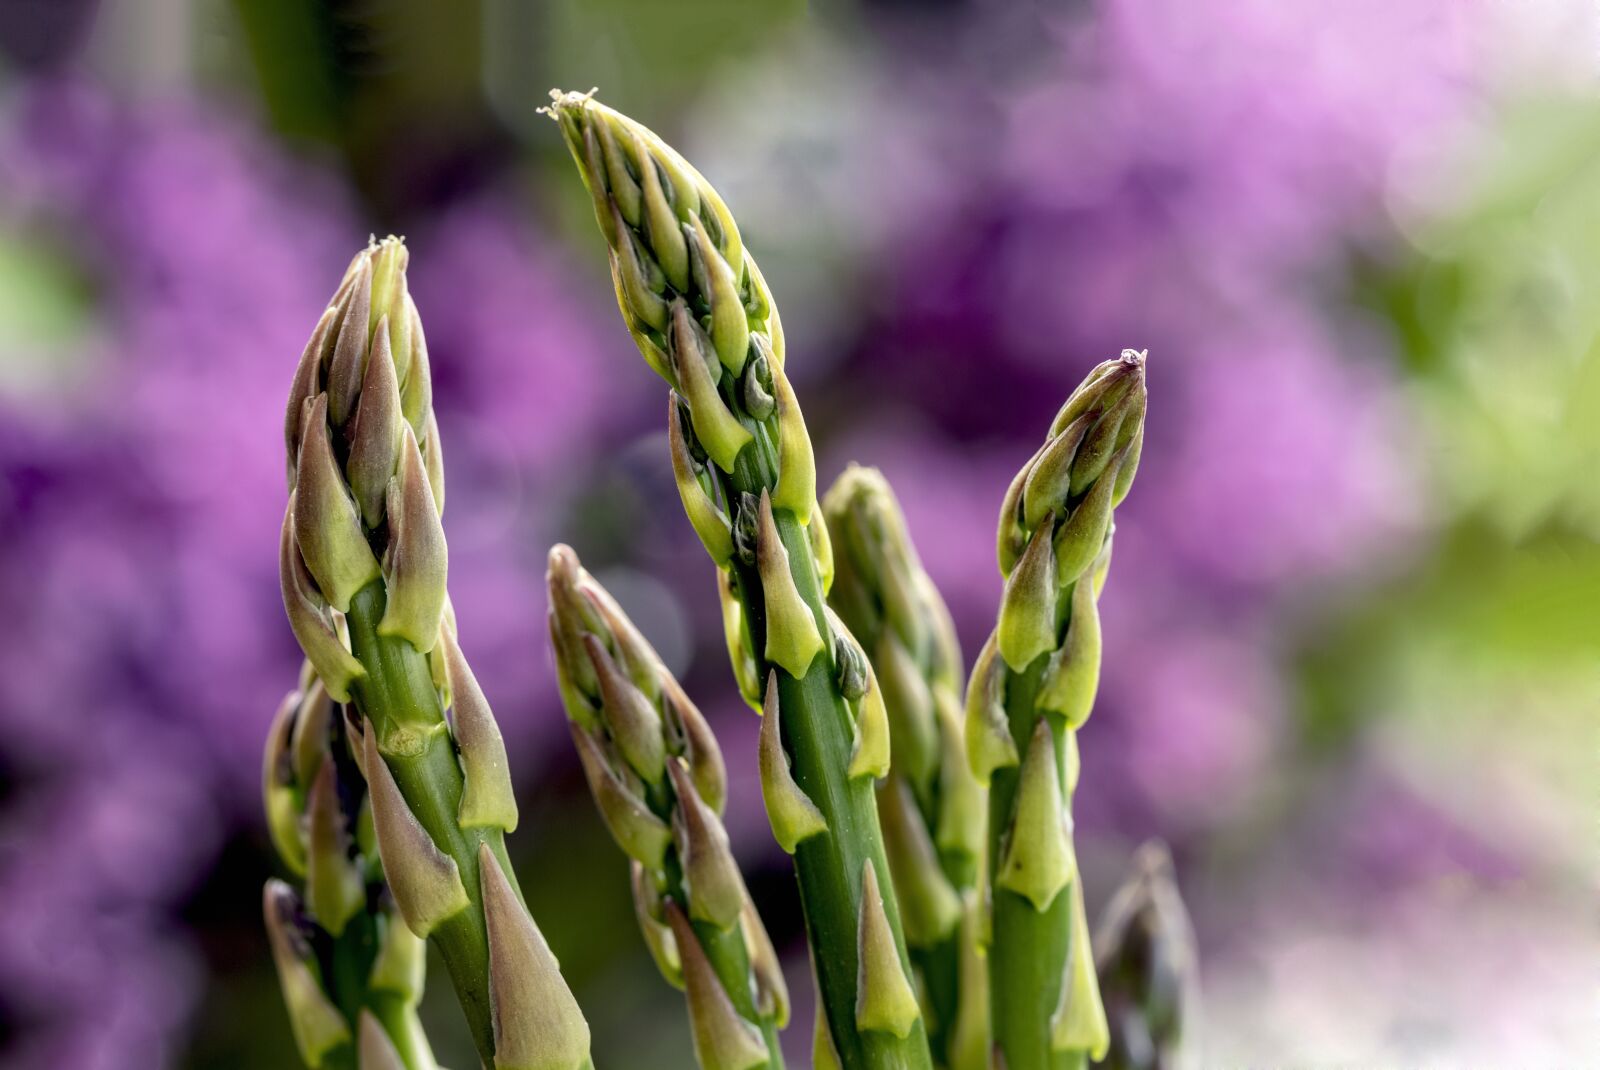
545, 91, 932, 1070
263, 663, 440, 1070
822, 465, 989, 1070
279, 237, 590, 1068
1094, 843, 1198, 1070
547, 544, 789, 1069
966, 351, 1148, 1070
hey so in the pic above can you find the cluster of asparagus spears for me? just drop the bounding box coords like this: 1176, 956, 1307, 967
264, 94, 1196, 1070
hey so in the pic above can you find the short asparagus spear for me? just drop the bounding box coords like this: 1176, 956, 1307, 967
279, 237, 590, 1068
545, 91, 932, 1070
966, 351, 1148, 1070
547, 544, 788, 1070
1094, 843, 1198, 1070
822, 465, 989, 1070
263, 663, 440, 1070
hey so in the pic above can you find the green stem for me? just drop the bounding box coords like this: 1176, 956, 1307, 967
345, 580, 523, 1066
726, 500, 932, 1070
988, 656, 1078, 1070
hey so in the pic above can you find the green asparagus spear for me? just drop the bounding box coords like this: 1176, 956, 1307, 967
545, 90, 932, 1070
1095, 843, 1198, 1070
262, 662, 439, 1070
822, 465, 989, 1070
279, 237, 590, 1068
967, 350, 1147, 1070
547, 544, 789, 1069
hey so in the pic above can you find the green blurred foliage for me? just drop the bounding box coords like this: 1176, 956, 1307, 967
1302, 94, 1600, 860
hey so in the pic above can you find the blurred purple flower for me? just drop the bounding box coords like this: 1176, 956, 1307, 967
0, 82, 620, 1065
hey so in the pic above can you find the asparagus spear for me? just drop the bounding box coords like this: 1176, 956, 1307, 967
967, 351, 1147, 1070
279, 237, 590, 1068
822, 465, 989, 1070
545, 91, 931, 1070
263, 663, 440, 1070
1094, 843, 1198, 1070
547, 544, 789, 1069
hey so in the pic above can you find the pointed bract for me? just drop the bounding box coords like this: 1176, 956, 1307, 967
854, 862, 922, 1038
363, 728, 470, 937
358, 1010, 408, 1070
570, 723, 672, 869
758, 672, 828, 853
847, 657, 891, 781
1037, 575, 1102, 729
306, 756, 366, 937
285, 306, 336, 487
995, 721, 1075, 912
265, 881, 353, 1065
741, 896, 789, 1027
327, 259, 373, 430
585, 633, 667, 786
964, 634, 1019, 785
1050, 877, 1110, 1058
875, 628, 939, 792
662, 676, 728, 816
479, 844, 593, 1070
669, 300, 752, 473
630, 861, 683, 988
813, 998, 843, 1070
1053, 460, 1117, 588
668, 760, 746, 930
280, 507, 365, 701
769, 355, 815, 522
443, 633, 519, 831
294, 395, 382, 612
997, 518, 1058, 671
263, 691, 308, 875
756, 490, 824, 678
710, 572, 760, 712
368, 913, 427, 1000
666, 904, 769, 1070
877, 775, 961, 948
669, 392, 736, 565
347, 318, 404, 529
377, 426, 448, 652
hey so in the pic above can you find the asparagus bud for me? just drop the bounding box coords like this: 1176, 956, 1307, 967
972, 351, 1147, 1070
1095, 843, 1199, 1070
549, 91, 930, 1070
278, 239, 587, 1065
547, 545, 787, 1069
822, 466, 990, 1069
261, 671, 441, 1070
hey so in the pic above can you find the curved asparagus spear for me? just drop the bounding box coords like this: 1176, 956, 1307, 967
966, 350, 1147, 1070
547, 545, 788, 1070
279, 237, 591, 1068
1094, 843, 1198, 1070
822, 466, 989, 1070
545, 91, 931, 1070
262, 663, 439, 1070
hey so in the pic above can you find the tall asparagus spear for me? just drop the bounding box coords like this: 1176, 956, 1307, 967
966, 351, 1148, 1070
547, 545, 789, 1070
822, 466, 989, 1070
263, 662, 439, 1070
1094, 843, 1198, 1070
545, 91, 931, 1070
279, 237, 591, 1068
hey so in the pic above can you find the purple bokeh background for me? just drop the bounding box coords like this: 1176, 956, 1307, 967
0, 0, 1591, 1065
